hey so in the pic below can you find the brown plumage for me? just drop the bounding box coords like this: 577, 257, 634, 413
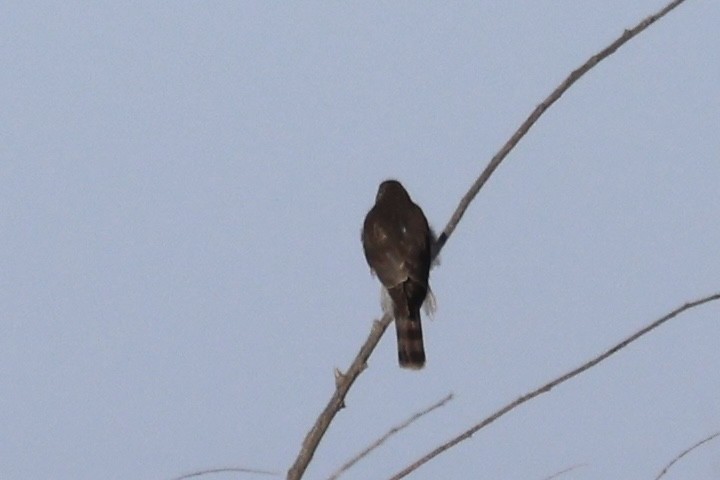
362, 180, 433, 369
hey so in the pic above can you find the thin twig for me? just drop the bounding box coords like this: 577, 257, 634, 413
389, 293, 720, 479
286, 315, 394, 480
432, 0, 688, 258
288, 1, 688, 478
326, 393, 454, 480
654, 430, 720, 479
540, 463, 587, 480
171, 466, 279, 480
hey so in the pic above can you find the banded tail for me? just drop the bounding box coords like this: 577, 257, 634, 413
395, 312, 425, 369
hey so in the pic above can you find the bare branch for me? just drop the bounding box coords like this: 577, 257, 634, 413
432, 0, 688, 258
287, 315, 393, 480
654, 430, 720, 479
288, 1, 689, 478
389, 293, 720, 479
326, 393, 454, 480
540, 463, 587, 480
171, 466, 279, 480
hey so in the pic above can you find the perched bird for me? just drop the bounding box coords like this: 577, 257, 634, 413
362, 180, 434, 369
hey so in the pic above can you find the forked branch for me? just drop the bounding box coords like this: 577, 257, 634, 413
287, 1, 689, 478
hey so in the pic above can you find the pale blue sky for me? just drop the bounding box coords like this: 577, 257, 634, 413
2, 2, 719, 479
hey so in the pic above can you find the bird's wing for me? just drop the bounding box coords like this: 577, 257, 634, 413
362, 208, 409, 288
397, 202, 432, 287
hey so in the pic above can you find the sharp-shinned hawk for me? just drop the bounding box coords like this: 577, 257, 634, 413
362, 180, 434, 369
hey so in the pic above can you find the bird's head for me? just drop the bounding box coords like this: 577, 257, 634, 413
376, 179, 410, 203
